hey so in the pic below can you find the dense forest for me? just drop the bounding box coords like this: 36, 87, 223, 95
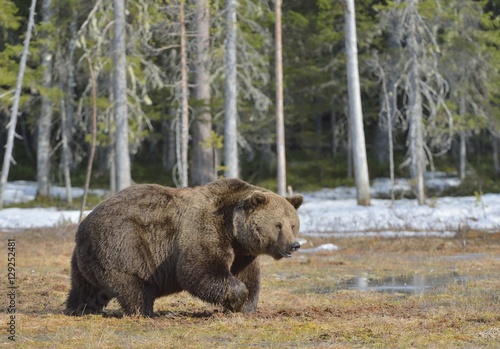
0, 0, 500, 206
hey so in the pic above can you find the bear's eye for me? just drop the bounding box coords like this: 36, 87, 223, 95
276, 223, 282, 230
291, 225, 296, 230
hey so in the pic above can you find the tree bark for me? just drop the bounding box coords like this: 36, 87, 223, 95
113, 0, 132, 191
60, 10, 77, 204
377, 61, 396, 203
407, 0, 425, 205
388, 92, 395, 203
275, 0, 286, 196
164, 51, 177, 175
60, 93, 72, 203
408, 56, 425, 204
37, 0, 54, 198
109, 144, 117, 193
179, 0, 189, 187
344, 0, 370, 206
458, 132, 467, 181
162, 116, 176, 172
374, 19, 399, 166
458, 95, 467, 181
492, 132, 500, 179
191, 0, 215, 186
331, 108, 338, 158
80, 59, 98, 221
0, 0, 37, 209
224, 0, 239, 179
346, 105, 352, 179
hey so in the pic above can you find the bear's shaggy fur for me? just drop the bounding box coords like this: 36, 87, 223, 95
65, 178, 303, 316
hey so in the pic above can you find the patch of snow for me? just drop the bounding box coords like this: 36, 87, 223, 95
2, 180, 106, 205
0, 207, 89, 229
300, 243, 340, 253
1, 178, 499, 241
298, 193, 500, 238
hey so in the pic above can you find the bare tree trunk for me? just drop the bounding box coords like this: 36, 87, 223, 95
191, 0, 215, 186
80, 59, 98, 221
344, 0, 370, 206
224, 0, 239, 179
377, 60, 396, 203
458, 95, 467, 181
492, 132, 500, 179
374, 20, 399, 166
388, 98, 395, 203
331, 108, 338, 157
179, 0, 189, 187
275, 0, 286, 196
60, 12, 77, 204
164, 50, 177, 175
346, 105, 352, 179
408, 64, 425, 204
0, 0, 37, 210
458, 132, 467, 181
113, 0, 131, 191
109, 145, 117, 193
162, 117, 176, 172
408, 0, 425, 205
60, 93, 72, 204
37, 0, 54, 198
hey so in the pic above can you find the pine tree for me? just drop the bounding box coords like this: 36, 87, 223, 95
440, 0, 495, 180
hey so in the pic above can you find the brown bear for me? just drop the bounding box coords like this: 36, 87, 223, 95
65, 178, 303, 317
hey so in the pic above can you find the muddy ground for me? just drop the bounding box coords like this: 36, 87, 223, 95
1, 226, 499, 348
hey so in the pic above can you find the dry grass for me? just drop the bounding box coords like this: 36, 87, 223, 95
1, 226, 499, 348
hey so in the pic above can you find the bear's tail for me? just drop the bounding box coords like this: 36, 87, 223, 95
65, 251, 112, 316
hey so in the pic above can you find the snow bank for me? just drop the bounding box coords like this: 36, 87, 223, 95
1, 179, 499, 237
0, 207, 88, 229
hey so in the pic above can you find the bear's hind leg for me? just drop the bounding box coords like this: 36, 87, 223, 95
65, 286, 109, 316
65, 255, 111, 316
109, 272, 155, 317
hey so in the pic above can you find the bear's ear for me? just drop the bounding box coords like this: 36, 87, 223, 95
286, 194, 303, 210
250, 191, 269, 207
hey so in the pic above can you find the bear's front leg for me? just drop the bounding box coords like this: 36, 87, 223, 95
231, 256, 260, 313
222, 277, 249, 312
177, 256, 249, 312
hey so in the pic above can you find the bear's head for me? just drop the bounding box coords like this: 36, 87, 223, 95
233, 191, 303, 260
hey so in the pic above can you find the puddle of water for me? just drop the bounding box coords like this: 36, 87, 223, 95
342, 273, 468, 295
437, 253, 486, 261
300, 273, 469, 295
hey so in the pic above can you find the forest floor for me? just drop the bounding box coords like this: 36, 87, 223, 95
1, 226, 500, 348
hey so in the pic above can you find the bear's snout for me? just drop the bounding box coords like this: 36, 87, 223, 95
277, 241, 301, 258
